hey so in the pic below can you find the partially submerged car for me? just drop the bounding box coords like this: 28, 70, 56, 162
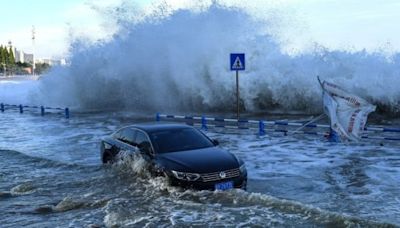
100, 123, 247, 190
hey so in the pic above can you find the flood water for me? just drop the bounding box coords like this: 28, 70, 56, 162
2, 2, 400, 227
0, 111, 399, 227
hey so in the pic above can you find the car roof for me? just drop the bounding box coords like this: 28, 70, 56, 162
127, 122, 193, 133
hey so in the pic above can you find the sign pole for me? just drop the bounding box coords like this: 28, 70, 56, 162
230, 53, 245, 120
236, 70, 239, 119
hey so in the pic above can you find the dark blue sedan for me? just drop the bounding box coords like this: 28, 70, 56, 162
100, 123, 247, 191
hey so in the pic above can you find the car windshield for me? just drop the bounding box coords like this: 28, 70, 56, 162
149, 128, 214, 153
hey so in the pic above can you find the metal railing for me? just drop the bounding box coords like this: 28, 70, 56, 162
155, 113, 400, 141
1, 103, 69, 119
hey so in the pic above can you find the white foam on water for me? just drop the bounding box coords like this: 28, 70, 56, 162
0, 3, 394, 114
0, 79, 39, 105
10, 182, 36, 196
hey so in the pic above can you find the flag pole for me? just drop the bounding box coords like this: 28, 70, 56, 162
317, 75, 323, 88
291, 113, 325, 135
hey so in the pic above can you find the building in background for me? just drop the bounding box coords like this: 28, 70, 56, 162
23, 53, 34, 63
11, 47, 66, 66
1, 42, 67, 76
14, 49, 25, 63
10, 47, 34, 64
36, 58, 67, 66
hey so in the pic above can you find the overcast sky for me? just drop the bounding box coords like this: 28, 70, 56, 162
1, 0, 399, 58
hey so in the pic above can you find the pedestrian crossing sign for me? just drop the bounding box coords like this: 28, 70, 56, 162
230, 53, 245, 71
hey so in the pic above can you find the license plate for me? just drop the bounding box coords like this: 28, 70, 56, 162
215, 181, 233, 191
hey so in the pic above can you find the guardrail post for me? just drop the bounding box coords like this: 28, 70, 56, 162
259, 120, 265, 136
65, 108, 69, 119
156, 113, 160, 122
201, 116, 208, 131
0, 103, 4, 112
19, 104, 23, 114
41, 106, 45, 116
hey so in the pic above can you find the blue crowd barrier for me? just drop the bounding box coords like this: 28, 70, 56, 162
155, 113, 400, 141
0, 103, 70, 119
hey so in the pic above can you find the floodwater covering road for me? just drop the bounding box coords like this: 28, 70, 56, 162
0, 111, 398, 227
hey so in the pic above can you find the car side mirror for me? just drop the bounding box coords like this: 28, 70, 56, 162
212, 139, 219, 146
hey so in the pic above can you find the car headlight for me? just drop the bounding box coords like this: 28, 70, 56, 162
171, 170, 201, 181
239, 163, 247, 174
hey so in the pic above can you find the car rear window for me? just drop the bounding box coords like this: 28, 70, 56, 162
149, 128, 214, 153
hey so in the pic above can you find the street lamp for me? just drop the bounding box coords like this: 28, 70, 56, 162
32, 25, 36, 76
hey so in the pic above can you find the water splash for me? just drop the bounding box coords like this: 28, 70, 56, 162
12, 3, 399, 115
10, 182, 36, 196
114, 152, 149, 176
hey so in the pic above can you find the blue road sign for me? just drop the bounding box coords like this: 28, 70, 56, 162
230, 53, 245, 71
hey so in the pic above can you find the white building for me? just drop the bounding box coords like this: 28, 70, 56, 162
36, 58, 67, 66
14, 49, 25, 63
11, 47, 34, 64
23, 53, 34, 63
10, 44, 67, 66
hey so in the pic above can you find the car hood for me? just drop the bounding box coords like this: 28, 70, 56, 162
155, 147, 239, 173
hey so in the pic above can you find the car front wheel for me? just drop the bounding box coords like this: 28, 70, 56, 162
102, 151, 114, 164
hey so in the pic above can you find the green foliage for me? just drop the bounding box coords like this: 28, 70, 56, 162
16, 61, 31, 68
34, 63, 51, 74
14, 62, 32, 74
0, 43, 52, 75
8, 47, 15, 66
0, 45, 7, 74
0, 45, 6, 64
2, 46, 16, 74
0, 45, 4, 64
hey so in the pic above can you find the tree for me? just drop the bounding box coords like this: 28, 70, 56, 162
4, 46, 15, 75
8, 46, 15, 65
15, 61, 32, 75
0, 45, 6, 74
0, 45, 3, 65
34, 63, 50, 74
7, 46, 15, 70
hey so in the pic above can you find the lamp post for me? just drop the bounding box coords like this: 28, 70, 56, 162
32, 26, 35, 76
7, 41, 12, 76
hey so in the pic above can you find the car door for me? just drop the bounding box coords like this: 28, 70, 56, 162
113, 127, 139, 159
133, 130, 152, 153
133, 129, 162, 174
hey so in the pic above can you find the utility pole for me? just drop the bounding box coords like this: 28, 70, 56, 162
32, 25, 35, 76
